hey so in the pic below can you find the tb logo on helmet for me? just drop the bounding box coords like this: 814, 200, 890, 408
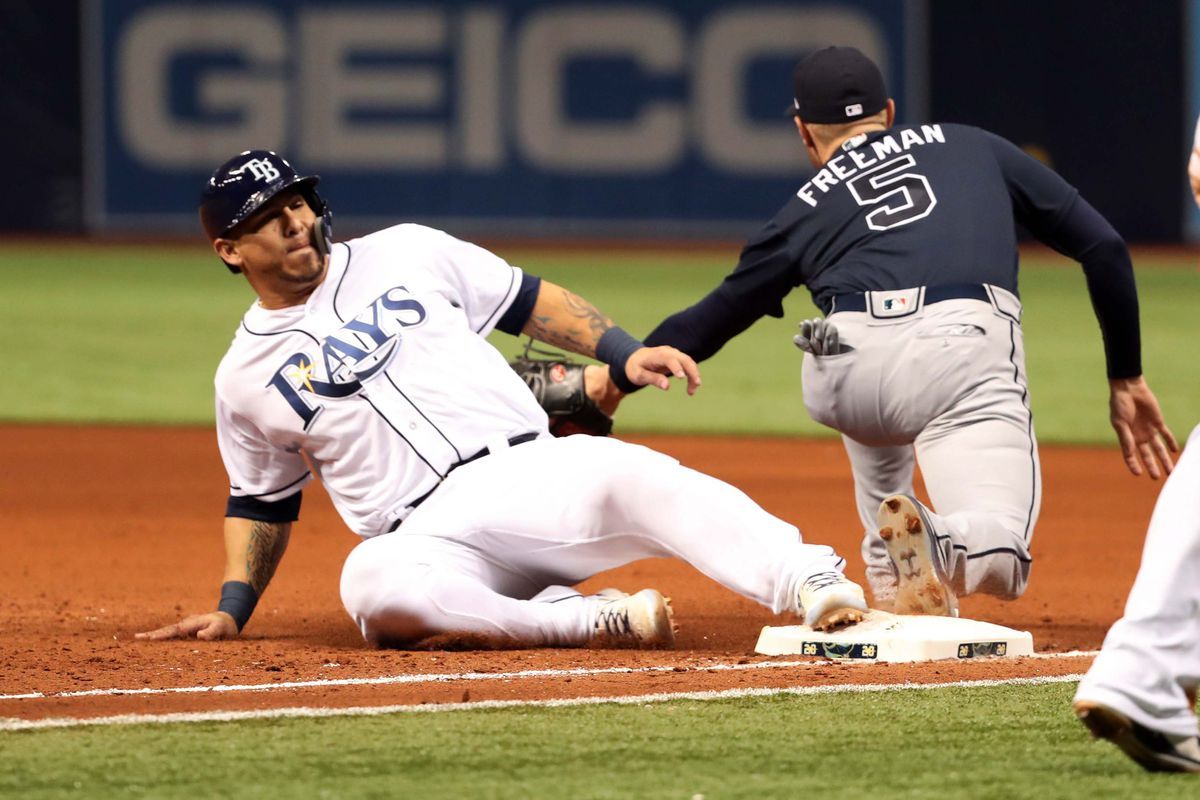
199, 149, 333, 274
234, 158, 282, 184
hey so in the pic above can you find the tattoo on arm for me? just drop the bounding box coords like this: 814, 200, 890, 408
527, 289, 613, 355
244, 521, 291, 594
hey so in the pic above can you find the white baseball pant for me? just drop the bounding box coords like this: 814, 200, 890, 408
1074, 424, 1200, 737
339, 435, 847, 646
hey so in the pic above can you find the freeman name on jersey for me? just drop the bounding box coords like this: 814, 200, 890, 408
796, 124, 947, 208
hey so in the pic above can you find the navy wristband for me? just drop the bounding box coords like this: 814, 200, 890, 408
596, 327, 644, 394
217, 580, 259, 632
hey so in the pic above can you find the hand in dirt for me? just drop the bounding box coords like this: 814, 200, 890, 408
135, 612, 238, 641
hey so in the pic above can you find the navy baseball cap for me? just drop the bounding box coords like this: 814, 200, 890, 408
790, 46, 887, 123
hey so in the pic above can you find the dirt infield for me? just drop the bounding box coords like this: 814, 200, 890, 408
0, 426, 1165, 723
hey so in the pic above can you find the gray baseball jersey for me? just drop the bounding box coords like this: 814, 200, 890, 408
642, 123, 1144, 604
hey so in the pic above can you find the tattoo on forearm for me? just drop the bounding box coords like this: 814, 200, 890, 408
245, 521, 291, 594
527, 289, 613, 354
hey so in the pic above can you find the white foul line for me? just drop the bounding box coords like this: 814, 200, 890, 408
0, 649, 1097, 702
0, 673, 1087, 732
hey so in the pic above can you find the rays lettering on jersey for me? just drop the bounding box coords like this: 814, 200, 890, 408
266, 287, 428, 430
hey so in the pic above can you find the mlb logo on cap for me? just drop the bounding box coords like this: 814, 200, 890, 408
790, 46, 888, 124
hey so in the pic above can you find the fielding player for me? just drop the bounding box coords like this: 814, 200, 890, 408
135, 149, 869, 649
601, 46, 1177, 617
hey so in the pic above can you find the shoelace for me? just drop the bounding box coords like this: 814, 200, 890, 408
802, 572, 847, 592
596, 604, 633, 636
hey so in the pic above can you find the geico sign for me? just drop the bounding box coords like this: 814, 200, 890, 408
117, 5, 886, 174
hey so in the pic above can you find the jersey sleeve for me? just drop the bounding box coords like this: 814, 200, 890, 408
985, 130, 1142, 378
419, 227, 526, 336
983, 131, 1080, 242
644, 213, 801, 362
215, 393, 312, 505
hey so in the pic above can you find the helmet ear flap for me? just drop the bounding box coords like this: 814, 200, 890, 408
311, 205, 333, 260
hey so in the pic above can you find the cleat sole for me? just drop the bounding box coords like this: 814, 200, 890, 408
812, 607, 866, 632
877, 495, 957, 617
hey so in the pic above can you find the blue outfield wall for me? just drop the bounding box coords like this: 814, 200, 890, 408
86, 0, 922, 238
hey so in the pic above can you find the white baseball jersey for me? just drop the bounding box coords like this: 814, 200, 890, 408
212, 222, 859, 647
214, 223, 548, 537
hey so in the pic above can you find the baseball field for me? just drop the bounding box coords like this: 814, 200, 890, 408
1, 241, 1196, 797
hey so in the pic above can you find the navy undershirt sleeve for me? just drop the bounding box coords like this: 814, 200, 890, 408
1039, 196, 1141, 378
644, 226, 798, 364
226, 491, 302, 522
495, 273, 542, 335
989, 133, 1141, 378
644, 286, 771, 364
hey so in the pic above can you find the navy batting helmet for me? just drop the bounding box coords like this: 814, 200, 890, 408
199, 150, 332, 273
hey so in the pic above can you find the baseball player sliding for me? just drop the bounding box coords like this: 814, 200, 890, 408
598, 46, 1177, 617
1070, 115, 1200, 773
136, 150, 869, 649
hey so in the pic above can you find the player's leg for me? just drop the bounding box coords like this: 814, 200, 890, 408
530, 435, 857, 615
840, 435, 916, 606
913, 410, 1039, 598
339, 531, 608, 647
907, 298, 1040, 599
425, 435, 861, 619
341, 434, 864, 646
1074, 424, 1200, 740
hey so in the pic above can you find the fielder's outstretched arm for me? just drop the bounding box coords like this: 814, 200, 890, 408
135, 517, 291, 641
521, 279, 700, 396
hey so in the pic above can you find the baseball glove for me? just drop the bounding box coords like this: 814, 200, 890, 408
510, 340, 614, 437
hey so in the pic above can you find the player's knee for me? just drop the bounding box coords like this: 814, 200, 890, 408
969, 557, 1031, 600
1003, 566, 1031, 600
340, 546, 436, 647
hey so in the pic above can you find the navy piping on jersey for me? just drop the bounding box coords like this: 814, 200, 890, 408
475, 266, 519, 334
330, 242, 353, 323
387, 432, 542, 531
229, 469, 311, 498
383, 371, 464, 462
1006, 318, 1039, 543
360, 393, 447, 479
240, 320, 323, 346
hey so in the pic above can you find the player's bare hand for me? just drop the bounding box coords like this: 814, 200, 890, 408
1108, 376, 1179, 479
625, 346, 702, 395
135, 612, 239, 641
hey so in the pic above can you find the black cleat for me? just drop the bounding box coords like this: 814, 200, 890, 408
1076, 700, 1200, 773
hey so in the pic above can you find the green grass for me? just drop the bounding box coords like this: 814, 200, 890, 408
0, 682, 1175, 799
1, 243, 1196, 440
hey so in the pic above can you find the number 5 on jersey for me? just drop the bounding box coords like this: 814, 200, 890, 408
847, 154, 937, 231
